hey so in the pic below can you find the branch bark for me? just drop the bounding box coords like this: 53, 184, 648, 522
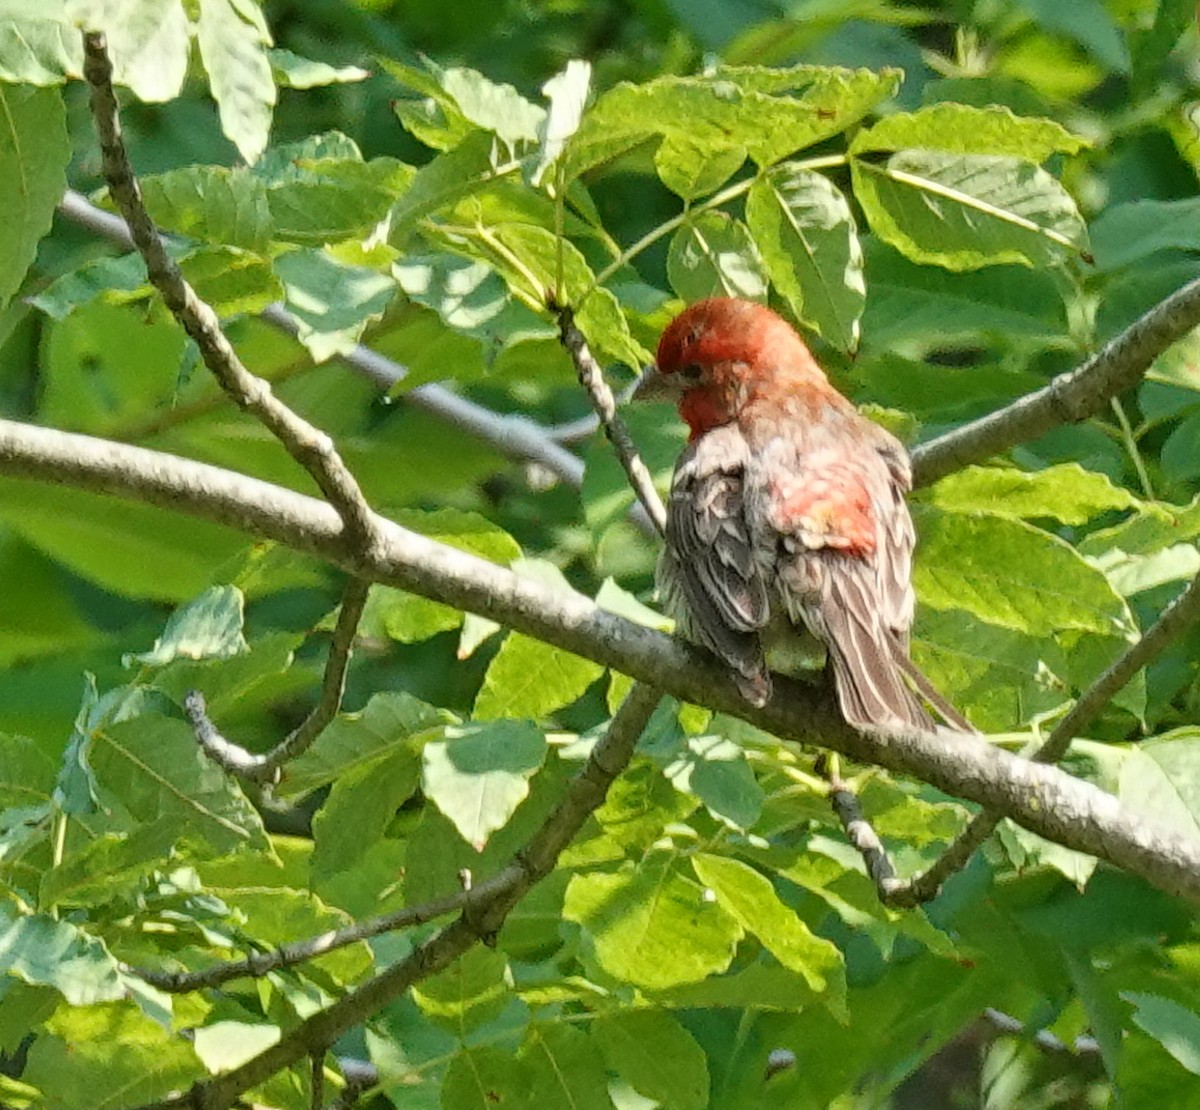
82, 34, 381, 555
912, 276, 1200, 487
3, 417, 1200, 905
134, 682, 662, 1110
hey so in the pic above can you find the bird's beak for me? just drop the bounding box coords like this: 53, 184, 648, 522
631, 366, 681, 403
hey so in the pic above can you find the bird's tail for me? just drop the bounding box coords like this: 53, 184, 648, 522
820, 595, 974, 733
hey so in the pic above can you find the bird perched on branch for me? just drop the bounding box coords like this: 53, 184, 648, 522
635, 297, 969, 732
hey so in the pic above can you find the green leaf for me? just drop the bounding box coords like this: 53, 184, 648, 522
440, 66, 545, 146
655, 136, 745, 200
691, 853, 845, 1005
851, 103, 1088, 161
926, 464, 1138, 525
392, 253, 541, 343
28, 252, 149, 319
0, 477, 248, 597
0, 535, 99, 665
851, 150, 1087, 271
362, 586, 462, 644
443, 1045, 529, 1109
1118, 732, 1200, 843
73, 0, 189, 101
24, 1002, 199, 1107
284, 691, 453, 796
192, 1021, 281, 1073
457, 219, 650, 368
563, 853, 742, 990
661, 735, 764, 831
475, 633, 604, 721
1014, 0, 1130, 74
592, 1010, 709, 1110
196, 0, 276, 164
274, 247, 396, 361
563, 65, 899, 180
911, 609, 1065, 732
861, 240, 1071, 348
746, 164, 864, 351
0, 10, 82, 83
311, 745, 421, 881
391, 507, 522, 565
265, 155, 413, 244
412, 945, 512, 1034
179, 245, 282, 317
997, 822, 1098, 888
267, 47, 368, 89
92, 714, 268, 855
127, 585, 247, 668
913, 507, 1133, 638
1090, 198, 1200, 272
520, 1024, 614, 1110
422, 720, 547, 850
0, 84, 67, 312
0, 909, 123, 1004
388, 130, 503, 237
534, 58, 591, 185
666, 211, 767, 304
1123, 992, 1200, 1075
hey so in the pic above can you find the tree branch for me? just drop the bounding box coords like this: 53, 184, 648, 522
912, 277, 1200, 487
133, 682, 662, 1110
54, 191, 643, 534
553, 301, 665, 533
182, 577, 369, 783
3, 418, 1199, 905
127, 881, 475, 993
886, 566, 1200, 907
82, 34, 381, 556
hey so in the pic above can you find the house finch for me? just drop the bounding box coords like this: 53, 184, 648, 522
636, 296, 968, 732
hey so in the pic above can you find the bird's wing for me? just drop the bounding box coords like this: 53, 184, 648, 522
660, 423, 772, 705
760, 413, 931, 730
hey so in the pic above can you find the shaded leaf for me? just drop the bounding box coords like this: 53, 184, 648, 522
422, 720, 547, 849
746, 164, 864, 351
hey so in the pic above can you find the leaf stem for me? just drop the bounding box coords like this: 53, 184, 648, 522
586, 154, 848, 297
1111, 396, 1155, 500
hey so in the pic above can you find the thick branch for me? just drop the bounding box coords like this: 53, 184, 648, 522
913, 277, 1200, 487
137, 683, 661, 1110
3, 419, 1200, 905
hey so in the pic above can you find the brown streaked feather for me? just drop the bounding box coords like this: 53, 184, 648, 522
658, 424, 772, 705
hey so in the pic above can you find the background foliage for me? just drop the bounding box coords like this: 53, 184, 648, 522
5, 0, 1200, 1106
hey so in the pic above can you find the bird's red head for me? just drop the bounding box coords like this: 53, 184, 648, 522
647, 298, 830, 439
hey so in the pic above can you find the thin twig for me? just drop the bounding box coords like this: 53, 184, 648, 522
982, 1008, 1102, 1058
184, 578, 369, 783
817, 755, 903, 901
125, 882, 472, 992
81, 34, 380, 555
553, 302, 667, 535
129, 682, 662, 1110
886, 566, 1200, 907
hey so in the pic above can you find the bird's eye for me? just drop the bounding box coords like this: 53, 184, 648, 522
680, 363, 704, 382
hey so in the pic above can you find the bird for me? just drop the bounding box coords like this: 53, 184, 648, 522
634, 296, 970, 733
